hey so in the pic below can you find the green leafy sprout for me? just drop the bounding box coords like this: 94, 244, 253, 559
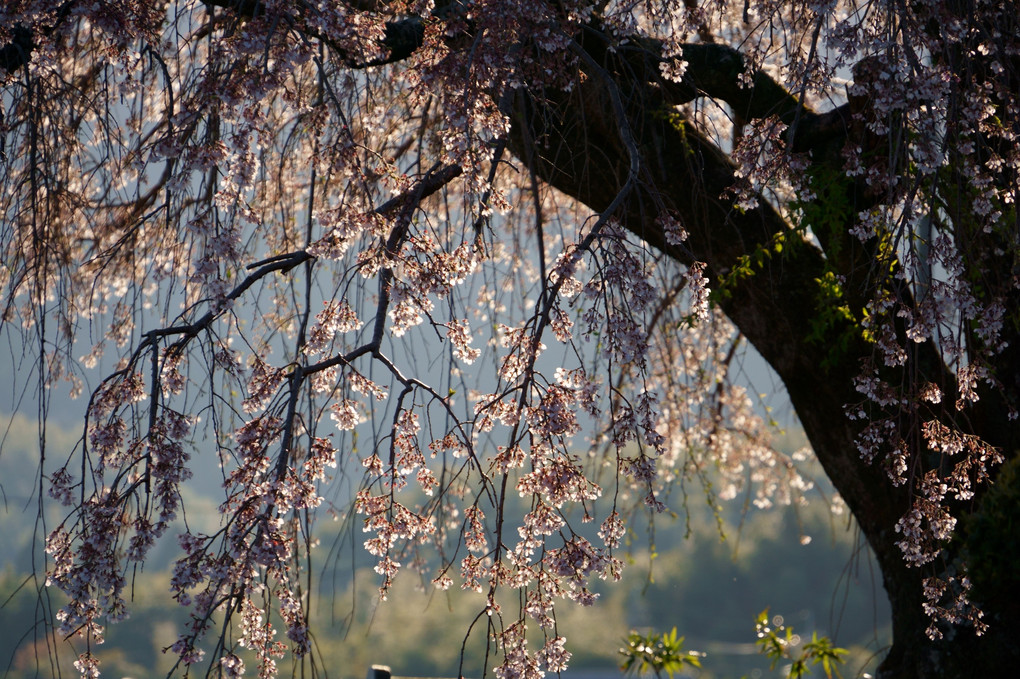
755, 609, 849, 679
619, 627, 703, 679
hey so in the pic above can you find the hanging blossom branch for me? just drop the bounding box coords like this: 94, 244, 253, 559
8, 1, 1019, 678
442, 38, 662, 679
42, 159, 467, 677
27, 5, 831, 678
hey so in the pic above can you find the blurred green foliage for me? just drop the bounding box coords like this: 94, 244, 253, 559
1, 414, 888, 679
1, 499, 888, 679
619, 611, 848, 679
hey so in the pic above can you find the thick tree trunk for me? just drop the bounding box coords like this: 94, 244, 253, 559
508, 42, 1020, 678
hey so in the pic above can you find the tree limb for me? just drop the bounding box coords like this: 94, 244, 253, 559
575, 24, 853, 153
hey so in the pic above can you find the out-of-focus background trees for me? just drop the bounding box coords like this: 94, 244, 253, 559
2, 414, 886, 679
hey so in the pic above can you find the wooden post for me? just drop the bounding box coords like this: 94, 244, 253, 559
367, 665, 392, 679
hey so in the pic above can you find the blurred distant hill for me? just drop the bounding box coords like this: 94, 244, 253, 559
1, 407, 888, 679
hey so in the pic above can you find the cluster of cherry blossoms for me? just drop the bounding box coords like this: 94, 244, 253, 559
4, 0, 1019, 676
8, 5, 803, 677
